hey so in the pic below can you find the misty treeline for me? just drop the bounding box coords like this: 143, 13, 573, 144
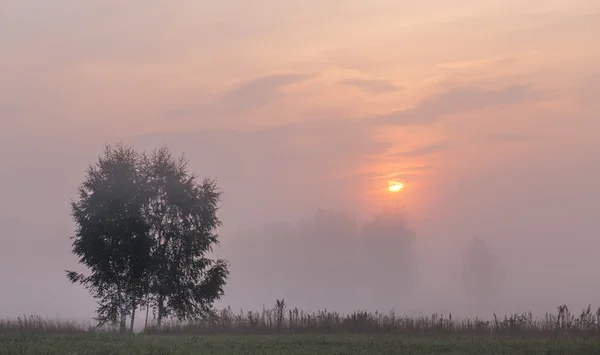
66, 143, 229, 332
230, 209, 417, 311
229, 210, 502, 312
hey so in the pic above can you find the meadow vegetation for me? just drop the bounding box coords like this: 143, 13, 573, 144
3, 302, 600, 354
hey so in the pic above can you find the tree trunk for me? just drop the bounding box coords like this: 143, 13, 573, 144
120, 300, 127, 332
130, 300, 136, 332
156, 295, 165, 330
144, 292, 150, 332
117, 283, 126, 333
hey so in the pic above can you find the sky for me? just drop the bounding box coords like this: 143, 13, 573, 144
1, 0, 599, 320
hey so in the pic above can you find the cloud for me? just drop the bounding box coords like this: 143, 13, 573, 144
390, 142, 454, 157
370, 85, 540, 126
340, 78, 404, 94
356, 167, 433, 183
211, 73, 311, 112
162, 73, 311, 122
379, 166, 433, 175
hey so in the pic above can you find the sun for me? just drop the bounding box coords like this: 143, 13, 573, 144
388, 180, 404, 193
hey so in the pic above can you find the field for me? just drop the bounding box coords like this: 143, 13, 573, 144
3, 303, 600, 354
4, 334, 600, 355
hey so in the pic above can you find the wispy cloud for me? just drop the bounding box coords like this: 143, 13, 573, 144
340, 78, 404, 94
212, 73, 311, 112
161, 73, 311, 122
390, 142, 454, 157
370, 85, 540, 126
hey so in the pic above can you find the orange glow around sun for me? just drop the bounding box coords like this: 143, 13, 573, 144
388, 180, 404, 192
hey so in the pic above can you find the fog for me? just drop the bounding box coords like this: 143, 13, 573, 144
1, 0, 600, 321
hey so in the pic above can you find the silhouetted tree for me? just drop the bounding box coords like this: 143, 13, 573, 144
66, 143, 151, 331
461, 236, 502, 303
67, 144, 229, 331
143, 147, 229, 328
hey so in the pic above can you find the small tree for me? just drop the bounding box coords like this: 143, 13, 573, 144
66, 143, 152, 331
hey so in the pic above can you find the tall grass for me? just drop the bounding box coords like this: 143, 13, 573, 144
0, 315, 92, 334
147, 301, 600, 336
4, 302, 600, 336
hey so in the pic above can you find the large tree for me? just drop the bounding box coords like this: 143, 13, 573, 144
67, 143, 151, 331
66, 144, 229, 331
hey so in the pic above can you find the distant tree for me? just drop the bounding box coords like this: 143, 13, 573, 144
303, 209, 360, 309
461, 236, 503, 302
222, 209, 361, 313
66, 143, 152, 331
359, 208, 417, 310
142, 147, 229, 328
66, 144, 229, 331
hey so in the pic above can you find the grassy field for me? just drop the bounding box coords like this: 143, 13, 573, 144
3, 333, 600, 355
3, 303, 600, 354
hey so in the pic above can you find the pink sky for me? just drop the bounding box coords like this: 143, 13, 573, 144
1, 0, 599, 319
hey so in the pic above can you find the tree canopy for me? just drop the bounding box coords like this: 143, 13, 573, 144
66, 143, 228, 331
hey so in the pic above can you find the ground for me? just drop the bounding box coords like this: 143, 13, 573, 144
2, 334, 600, 355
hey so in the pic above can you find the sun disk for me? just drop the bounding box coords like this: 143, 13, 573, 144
388, 181, 404, 192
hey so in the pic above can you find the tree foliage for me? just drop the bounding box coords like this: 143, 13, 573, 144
143, 147, 228, 327
66, 143, 228, 331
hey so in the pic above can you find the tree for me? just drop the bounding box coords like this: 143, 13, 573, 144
66, 143, 152, 331
66, 143, 229, 331
142, 147, 229, 328
461, 236, 503, 304
359, 207, 417, 310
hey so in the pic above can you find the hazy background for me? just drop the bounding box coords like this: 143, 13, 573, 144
1, 0, 599, 320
